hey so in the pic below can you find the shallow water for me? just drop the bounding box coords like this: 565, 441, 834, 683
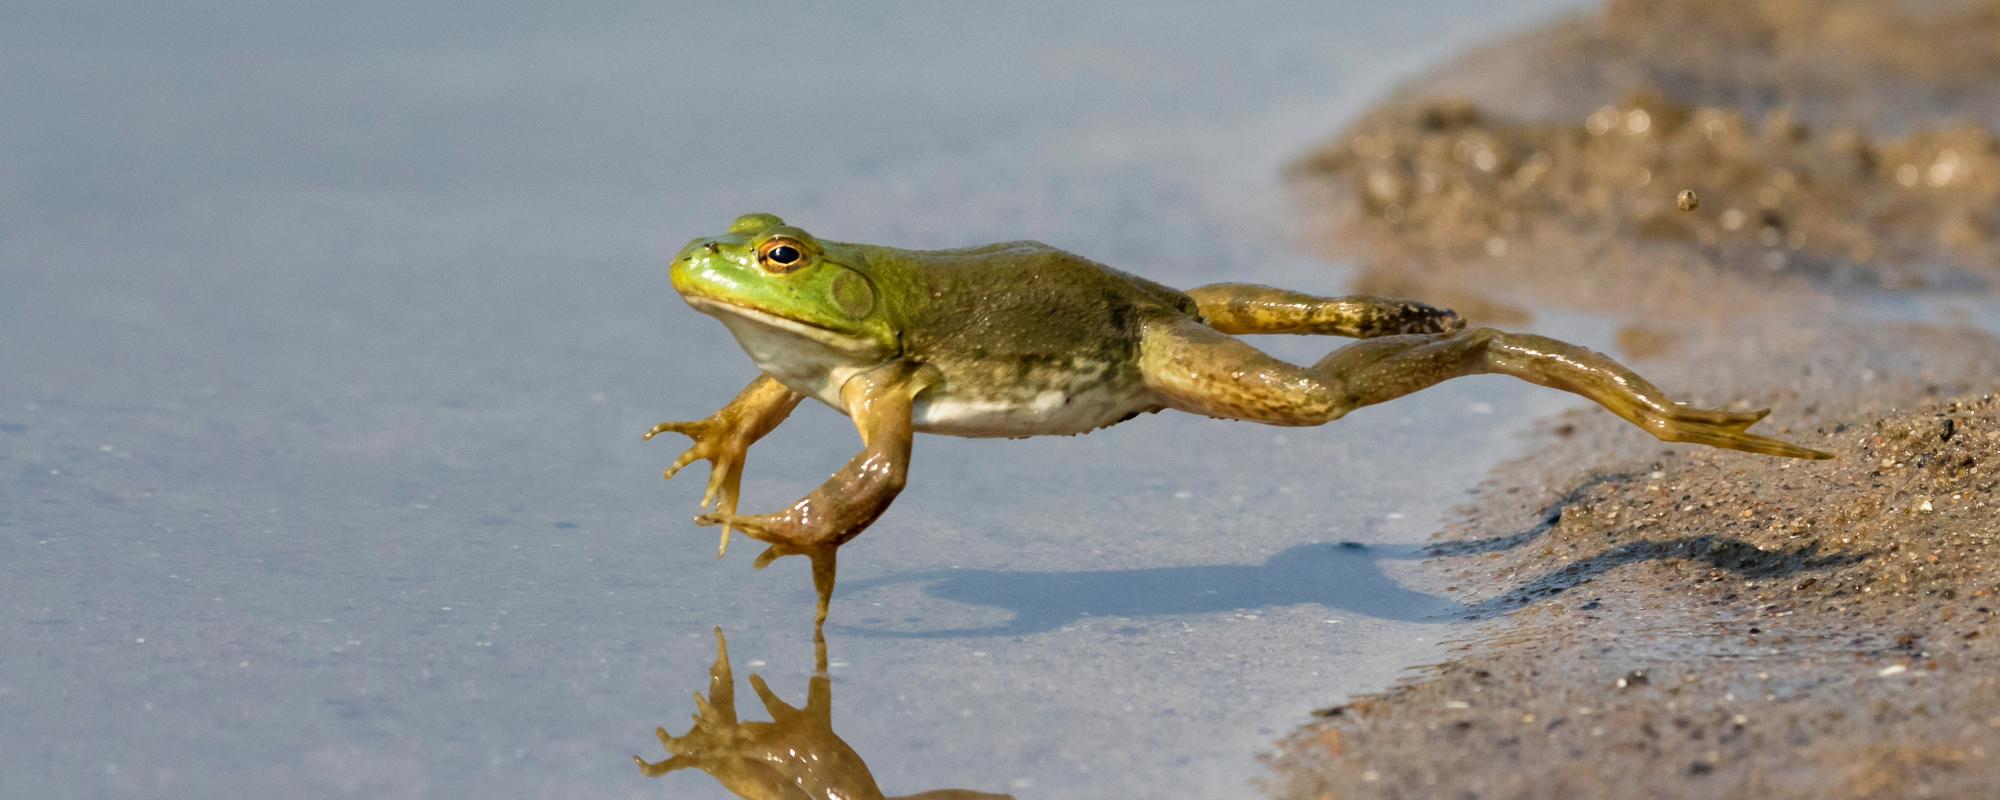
1, 2, 1594, 797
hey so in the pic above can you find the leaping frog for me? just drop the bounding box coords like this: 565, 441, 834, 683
648, 213, 1829, 623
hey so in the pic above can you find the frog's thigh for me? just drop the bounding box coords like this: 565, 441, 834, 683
1185, 283, 1462, 338
1138, 317, 1348, 425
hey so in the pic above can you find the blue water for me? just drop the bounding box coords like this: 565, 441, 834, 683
0, 3, 1590, 797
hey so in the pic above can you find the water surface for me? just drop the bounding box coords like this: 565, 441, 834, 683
1, 2, 1591, 797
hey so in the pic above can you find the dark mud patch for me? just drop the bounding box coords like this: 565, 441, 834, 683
1287, 0, 2000, 320
1269, 1, 2000, 797
1371, 0, 2000, 134
1290, 93, 2000, 318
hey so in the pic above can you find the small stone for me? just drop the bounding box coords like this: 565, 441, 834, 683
1879, 664, 1908, 677
1676, 189, 1700, 211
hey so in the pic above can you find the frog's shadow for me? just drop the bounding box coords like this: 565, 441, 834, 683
833, 540, 1453, 639
832, 471, 1866, 638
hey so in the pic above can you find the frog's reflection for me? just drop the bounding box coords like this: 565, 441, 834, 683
636, 627, 1013, 800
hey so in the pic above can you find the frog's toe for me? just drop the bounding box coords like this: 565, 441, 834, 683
633, 751, 693, 777
1436, 308, 1467, 332
694, 511, 732, 528
751, 543, 815, 569
698, 457, 741, 509
661, 449, 703, 482
1667, 404, 1769, 430
643, 420, 699, 442
696, 511, 765, 538
698, 510, 806, 546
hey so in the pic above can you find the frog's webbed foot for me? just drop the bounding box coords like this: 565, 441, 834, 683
699, 507, 846, 627
1633, 404, 1826, 459
650, 417, 754, 555
649, 419, 747, 503
1444, 330, 1831, 459
1665, 404, 1768, 429
649, 375, 803, 557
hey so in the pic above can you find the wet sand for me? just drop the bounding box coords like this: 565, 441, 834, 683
1273, 1, 2000, 797
1268, 322, 2000, 798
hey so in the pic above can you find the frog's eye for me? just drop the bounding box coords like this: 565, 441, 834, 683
756, 238, 810, 273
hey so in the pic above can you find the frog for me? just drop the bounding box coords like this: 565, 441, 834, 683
648, 213, 1830, 624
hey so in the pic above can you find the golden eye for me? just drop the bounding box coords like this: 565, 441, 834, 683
757, 238, 809, 273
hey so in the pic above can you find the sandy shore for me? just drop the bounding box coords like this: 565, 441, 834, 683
1270, 1, 2000, 797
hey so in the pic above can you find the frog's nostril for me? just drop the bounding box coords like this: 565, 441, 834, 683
704, 242, 721, 254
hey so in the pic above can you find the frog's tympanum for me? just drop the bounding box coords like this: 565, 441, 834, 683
650, 213, 1830, 622
634, 628, 1013, 800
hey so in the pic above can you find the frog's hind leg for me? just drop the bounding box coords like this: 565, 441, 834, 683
1138, 318, 1830, 459
1185, 282, 1465, 338
1139, 317, 1347, 425
1312, 329, 1826, 457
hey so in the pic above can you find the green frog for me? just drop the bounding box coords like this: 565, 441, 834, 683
649, 213, 1829, 623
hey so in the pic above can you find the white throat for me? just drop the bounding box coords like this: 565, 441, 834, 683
686, 296, 890, 407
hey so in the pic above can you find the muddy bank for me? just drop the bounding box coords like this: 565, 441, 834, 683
1287, 0, 2000, 320
1291, 94, 2000, 317
1269, 1, 2000, 797
1370, 0, 2000, 134
1267, 319, 2000, 799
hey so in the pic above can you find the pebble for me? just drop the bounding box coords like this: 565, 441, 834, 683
1676, 189, 1700, 211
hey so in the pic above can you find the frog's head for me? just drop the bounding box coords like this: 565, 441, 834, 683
670, 213, 898, 365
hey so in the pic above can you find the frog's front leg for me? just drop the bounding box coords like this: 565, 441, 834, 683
697, 362, 934, 624
647, 374, 805, 556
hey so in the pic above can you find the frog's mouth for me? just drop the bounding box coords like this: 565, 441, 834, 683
683, 295, 885, 356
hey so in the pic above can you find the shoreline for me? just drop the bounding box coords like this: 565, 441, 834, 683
1268, 1, 2000, 796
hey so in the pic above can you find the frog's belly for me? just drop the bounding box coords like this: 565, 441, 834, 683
911, 379, 1156, 438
